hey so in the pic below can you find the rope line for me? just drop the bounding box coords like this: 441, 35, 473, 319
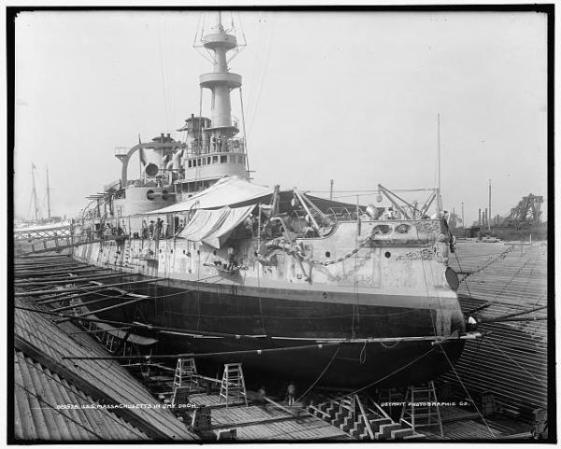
438, 344, 496, 438
296, 346, 341, 403
345, 346, 438, 398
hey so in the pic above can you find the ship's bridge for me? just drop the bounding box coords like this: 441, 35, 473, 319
176, 137, 247, 196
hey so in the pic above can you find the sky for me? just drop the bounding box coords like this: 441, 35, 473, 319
13, 10, 548, 225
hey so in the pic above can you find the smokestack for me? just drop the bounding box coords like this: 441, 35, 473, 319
478, 208, 482, 226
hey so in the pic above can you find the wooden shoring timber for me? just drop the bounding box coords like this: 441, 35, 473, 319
35, 286, 140, 306
15, 273, 110, 284
56, 296, 152, 323
15, 272, 137, 287
14, 270, 119, 283
51, 294, 129, 313
17, 278, 165, 298
355, 395, 375, 439
16, 253, 72, 260
34, 292, 87, 305
16, 254, 70, 259
68, 326, 131, 335
15, 265, 96, 277
14, 264, 87, 273
14, 261, 87, 269
15, 267, 113, 280
13, 335, 183, 440
14, 260, 74, 268
14, 261, 86, 269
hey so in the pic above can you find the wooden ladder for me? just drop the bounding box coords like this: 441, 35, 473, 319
172, 357, 198, 406
219, 363, 248, 407
400, 380, 443, 437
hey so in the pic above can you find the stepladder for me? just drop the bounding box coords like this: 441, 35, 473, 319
172, 357, 198, 406
219, 363, 248, 407
400, 380, 443, 437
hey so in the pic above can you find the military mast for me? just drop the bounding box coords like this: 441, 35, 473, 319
177, 12, 249, 198
199, 12, 242, 141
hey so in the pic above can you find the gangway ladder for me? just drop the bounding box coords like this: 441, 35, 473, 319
219, 363, 248, 407
400, 380, 443, 437
171, 357, 198, 407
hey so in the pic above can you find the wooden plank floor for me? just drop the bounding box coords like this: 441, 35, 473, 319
189, 394, 348, 440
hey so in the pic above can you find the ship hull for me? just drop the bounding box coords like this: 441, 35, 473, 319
90, 274, 466, 389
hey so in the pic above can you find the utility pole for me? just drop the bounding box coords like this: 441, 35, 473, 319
329, 179, 334, 200
46, 166, 51, 219
488, 179, 492, 231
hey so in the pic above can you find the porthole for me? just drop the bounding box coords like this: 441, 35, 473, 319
146, 190, 155, 200
325, 251, 331, 258
213, 250, 217, 256
396, 224, 410, 234
373, 224, 392, 235
384, 251, 391, 258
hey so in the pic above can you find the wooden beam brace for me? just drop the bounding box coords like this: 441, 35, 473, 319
50, 294, 129, 312
15, 272, 135, 287
17, 278, 164, 298
56, 296, 152, 323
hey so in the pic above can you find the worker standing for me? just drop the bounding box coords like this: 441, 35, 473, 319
287, 382, 296, 406
227, 246, 236, 271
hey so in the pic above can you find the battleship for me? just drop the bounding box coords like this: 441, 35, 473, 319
69, 13, 471, 389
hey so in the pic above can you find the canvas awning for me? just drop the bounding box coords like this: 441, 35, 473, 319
178, 205, 255, 248
146, 176, 273, 213
202, 205, 255, 248
177, 208, 230, 241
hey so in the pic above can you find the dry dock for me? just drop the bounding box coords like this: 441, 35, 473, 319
11, 241, 550, 441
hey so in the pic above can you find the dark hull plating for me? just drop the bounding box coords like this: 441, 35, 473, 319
94, 276, 465, 389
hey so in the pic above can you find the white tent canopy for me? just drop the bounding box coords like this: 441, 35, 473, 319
146, 176, 273, 214
202, 205, 255, 248
177, 208, 229, 241
177, 205, 255, 249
